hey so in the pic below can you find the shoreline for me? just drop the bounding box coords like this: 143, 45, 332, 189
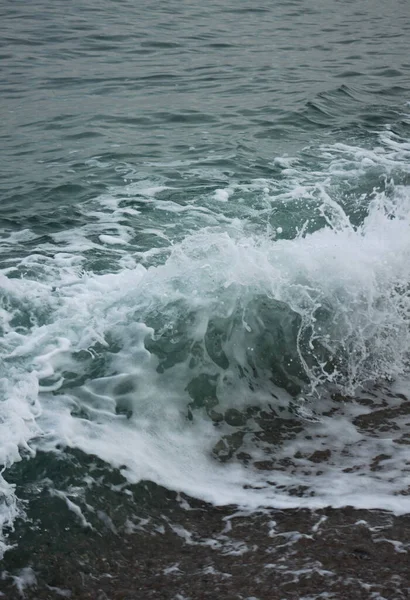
1, 497, 409, 599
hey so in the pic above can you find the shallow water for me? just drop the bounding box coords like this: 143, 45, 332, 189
1, 0, 410, 587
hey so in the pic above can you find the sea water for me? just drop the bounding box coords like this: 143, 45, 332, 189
1, 0, 410, 560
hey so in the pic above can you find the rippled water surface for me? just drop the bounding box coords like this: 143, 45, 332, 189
1, 0, 410, 593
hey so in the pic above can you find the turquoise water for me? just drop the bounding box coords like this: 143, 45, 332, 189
1, 0, 410, 562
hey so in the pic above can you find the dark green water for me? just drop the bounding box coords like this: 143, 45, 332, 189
1, 0, 410, 579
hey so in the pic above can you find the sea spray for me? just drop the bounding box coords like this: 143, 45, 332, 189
1, 134, 410, 556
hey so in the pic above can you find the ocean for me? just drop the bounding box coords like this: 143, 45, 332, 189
1, 0, 410, 597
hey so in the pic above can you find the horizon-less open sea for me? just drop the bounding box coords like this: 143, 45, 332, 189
1, 0, 410, 596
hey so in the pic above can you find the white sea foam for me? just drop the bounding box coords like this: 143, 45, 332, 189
1, 131, 410, 554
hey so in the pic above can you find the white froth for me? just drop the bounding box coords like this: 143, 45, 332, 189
214, 188, 232, 202
10, 567, 37, 595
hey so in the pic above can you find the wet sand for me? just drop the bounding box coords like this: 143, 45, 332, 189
1, 494, 409, 599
